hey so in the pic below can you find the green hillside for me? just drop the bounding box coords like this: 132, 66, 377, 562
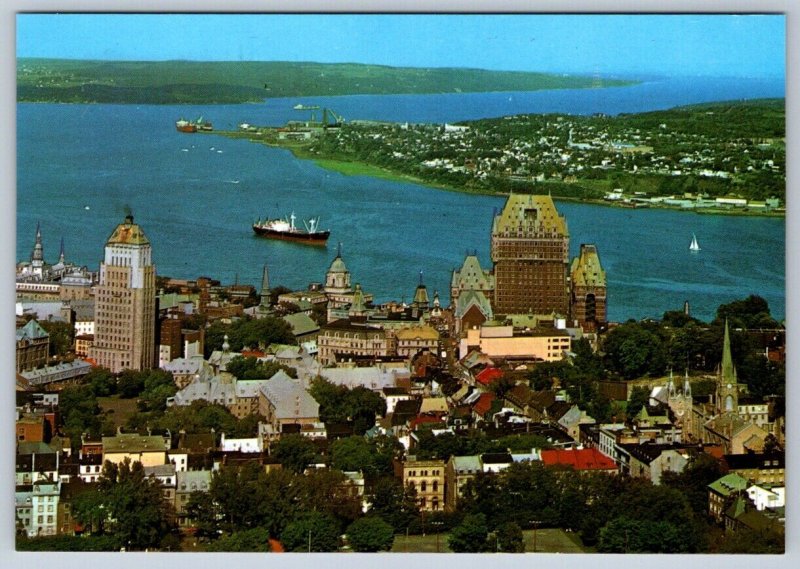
17, 59, 634, 104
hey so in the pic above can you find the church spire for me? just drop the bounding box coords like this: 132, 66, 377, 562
31, 222, 44, 264
721, 319, 737, 384
667, 368, 676, 397
58, 237, 65, 264
259, 263, 270, 307
683, 369, 691, 398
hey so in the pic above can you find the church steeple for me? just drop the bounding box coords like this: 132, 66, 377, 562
667, 369, 677, 398
57, 237, 66, 265
259, 263, 270, 307
683, 369, 692, 398
717, 320, 739, 414
31, 222, 44, 266
721, 319, 737, 384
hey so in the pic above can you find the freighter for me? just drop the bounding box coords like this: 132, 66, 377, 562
175, 118, 197, 133
175, 116, 212, 133
252, 213, 330, 245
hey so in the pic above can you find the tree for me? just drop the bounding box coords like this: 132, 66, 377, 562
59, 385, 102, 449
206, 528, 272, 552
346, 516, 395, 552
715, 295, 779, 329
117, 370, 146, 398
225, 356, 297, 380
495, 521, 524, 552
368, 476, 419, 532
295, 469, 362, 527
137, 369, 177, 412
329, 436, 375, 473
184, 491, 220, 539
662, 452, 727, 516
715, 525, 784, 554
273, 434, 317, 473
281, 511, 340, 552
39, 319, 74, 357
72, 458, 176, 550
85, 367, 116, 397
309, 379, 387, 434
626, 386, 650, 418
448, 513, 490, 553
602, 322, 668, 379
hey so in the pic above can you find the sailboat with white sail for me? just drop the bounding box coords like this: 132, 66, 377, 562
689, 233, 701, 252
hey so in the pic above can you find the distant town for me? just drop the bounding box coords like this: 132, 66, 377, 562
227, 99, 785, 216
14, 192, 785, 553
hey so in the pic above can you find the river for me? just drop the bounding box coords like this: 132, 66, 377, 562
16, 76, 785, 322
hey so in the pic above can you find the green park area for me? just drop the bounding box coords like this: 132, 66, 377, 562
391, 528, 590, 554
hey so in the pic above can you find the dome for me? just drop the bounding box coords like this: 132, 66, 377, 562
328, 254, 348, 274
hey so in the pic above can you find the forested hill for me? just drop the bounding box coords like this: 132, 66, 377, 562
17, 58, 634, 104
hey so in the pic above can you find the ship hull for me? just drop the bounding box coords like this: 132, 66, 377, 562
253, 225, 330, 245
176, 124, 197, 133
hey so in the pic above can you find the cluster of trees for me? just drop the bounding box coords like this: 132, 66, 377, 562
412, 429, 552, 462
601, 296, 784, 398
225, 355, 297, 380
523, 296, 784, 423
58, 367, 264, 448
204, 315, 296, 358
309, 378, 387, 435
456, 457, 719, 553
72, 459, 178, 551
186, 462, 399, 552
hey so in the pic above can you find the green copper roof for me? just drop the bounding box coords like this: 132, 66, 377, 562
328, 254, 348, 274
452, 255, 494, 291
571, 244, 606, 287
492, 194, 568, 236
708, 472, 749, 496
721, 320, 737, 384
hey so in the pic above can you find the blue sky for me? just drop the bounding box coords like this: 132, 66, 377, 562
17, 14, 785, 78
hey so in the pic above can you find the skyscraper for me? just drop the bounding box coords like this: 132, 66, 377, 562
491, 194, 570, 316
90, 215, 156, 373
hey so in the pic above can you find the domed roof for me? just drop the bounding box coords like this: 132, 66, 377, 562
328, 254, 348, 274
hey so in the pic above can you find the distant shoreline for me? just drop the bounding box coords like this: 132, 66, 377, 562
212, 130, 784, 219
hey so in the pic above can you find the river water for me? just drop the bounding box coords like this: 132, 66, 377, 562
16, 76, 785, 322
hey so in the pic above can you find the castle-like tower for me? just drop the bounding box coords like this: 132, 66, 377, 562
90, 215, 156, 373
491, 194, 570, 316
570, 244, 607, 330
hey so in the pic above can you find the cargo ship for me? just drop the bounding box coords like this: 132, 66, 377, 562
252, 213, 330, 245
175, 116, 212, 133
176, 118, 197, 133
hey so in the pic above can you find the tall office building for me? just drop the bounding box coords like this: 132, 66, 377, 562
491, 194, 570, 316
90, 215, 156, 373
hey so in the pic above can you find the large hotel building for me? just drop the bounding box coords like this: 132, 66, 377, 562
89, 215, 156, 373
491, 194, 571, 316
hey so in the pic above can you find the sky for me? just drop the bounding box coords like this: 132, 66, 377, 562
16, 13, 786, 78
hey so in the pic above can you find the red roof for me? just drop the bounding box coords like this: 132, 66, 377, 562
540, 448, 617, 471
409, 414, 446, 430
242, 349, 266, 358
475, 367, 503, 386
269, 538, 285, 552
472, 392, 496, 417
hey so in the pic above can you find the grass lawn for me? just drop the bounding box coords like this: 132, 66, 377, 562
390, 528, 591, 554
97, 396, 140, 430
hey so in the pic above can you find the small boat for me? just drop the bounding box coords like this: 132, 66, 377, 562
689, 233, 701, 251
253, 212, 330, 245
